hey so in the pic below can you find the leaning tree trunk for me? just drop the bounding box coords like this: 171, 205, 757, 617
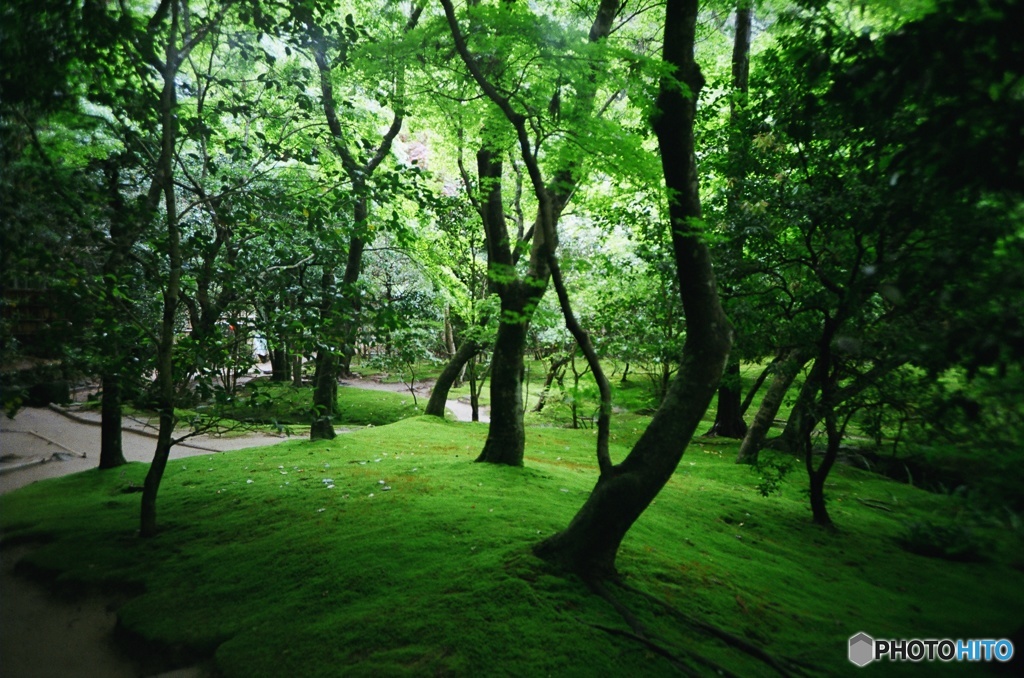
425, 339, 481, 417
98, 372, 126, 469
534, 0, 732, 578
736, 348, 806, 464
770, 361, 821, 453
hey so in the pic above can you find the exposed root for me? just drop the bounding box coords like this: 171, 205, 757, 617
585, 621, 703, 677
582, 577, 739, 678
612, 580, 802, 677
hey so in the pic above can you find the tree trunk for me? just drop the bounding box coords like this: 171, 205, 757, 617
310, 350, 337, 440
140, 409, 175, 538
706, 3, 753, 439
98, 372, 126, 469
739, 353, 779, 417
770, 363, 821, 453
140, 4, 184, 537
807, 407, 841, 529
425, 339, 481, 417
310, 262, 338, 440
270, 347, 290, 382
705, 360, 748, 437
533, 353, 570, 413
534, 0, 732, 578
292, 351, 303, 387
736, 349, 806, 464
477, 300, 528, 464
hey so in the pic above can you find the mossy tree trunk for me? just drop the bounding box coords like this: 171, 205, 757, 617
534, 0, 733, 578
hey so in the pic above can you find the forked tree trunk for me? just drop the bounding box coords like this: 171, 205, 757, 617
534, 0, 732, 578
442, 0, 618, 466
425, 339, 481, 417
736, 349, 806, 464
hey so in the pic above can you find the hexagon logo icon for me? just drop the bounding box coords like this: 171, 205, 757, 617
849, 632, 875, 667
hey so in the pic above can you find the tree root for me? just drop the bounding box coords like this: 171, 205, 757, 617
609, 580, 803, 677
582, 577, 740, 678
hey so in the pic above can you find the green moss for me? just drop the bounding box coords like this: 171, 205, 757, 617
2, 416, 1022, 676
220, 381, 422, 427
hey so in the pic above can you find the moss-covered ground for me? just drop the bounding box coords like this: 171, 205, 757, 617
3, 406, 1022, 676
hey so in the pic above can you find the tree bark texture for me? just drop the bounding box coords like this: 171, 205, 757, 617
534, 0, 733, 578
270, 347, 290, 382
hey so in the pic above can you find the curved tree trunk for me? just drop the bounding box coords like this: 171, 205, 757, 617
534, 0, 732, 578
736, 349, 807, 464
425, 339, 481, 417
